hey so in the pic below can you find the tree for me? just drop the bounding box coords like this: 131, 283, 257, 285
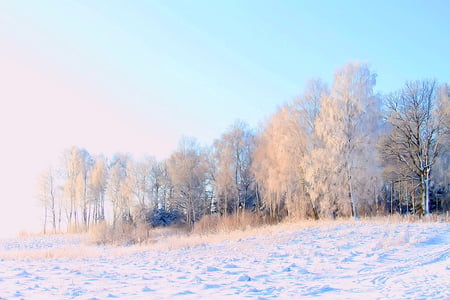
381, 80, 447, 215
310, 62, 380, 218
108, 154, 133, 227
295, 79, 327, 136
293, 79, 328, 218
253, 105, 309, 220
78, 149, 93, 228
434, 85, 450, 211
167, 137, 208, 225
127, 157, 150, 221
63, 146, 92, 231
88, 155, 108, 223
37, 167, 58, 234
252, 80, 328, 221
152, 160, 173, 211
213, 121, 256, 215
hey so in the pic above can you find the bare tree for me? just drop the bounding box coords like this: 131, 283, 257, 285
37, 167, 58, 234
381, 80, 447, 215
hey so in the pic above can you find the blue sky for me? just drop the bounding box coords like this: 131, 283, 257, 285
0, 0, 449, 236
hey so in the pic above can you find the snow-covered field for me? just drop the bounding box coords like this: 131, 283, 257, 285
0, 221, 449, 299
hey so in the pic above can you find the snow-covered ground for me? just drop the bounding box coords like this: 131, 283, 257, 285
0, 221, 449, 299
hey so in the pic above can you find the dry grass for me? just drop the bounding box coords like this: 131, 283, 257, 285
89, 212, 449, 251
88, 220, 191, 246
358, 213, 449, 223
2, 213, 447, 260
145, 217, 331, 251
192, 212, 263, 235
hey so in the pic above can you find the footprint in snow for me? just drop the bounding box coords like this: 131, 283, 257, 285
174, 290, 195, 296
13, 291, 23, 297
16, 270, 31, 278
203, 284, 221, 289
142, 286, 155, 292
303, 285, 339, 296
192, 275, 203, 282
282, 263, 297, 272
107, 294, 119, 298
237, 274, 251, 282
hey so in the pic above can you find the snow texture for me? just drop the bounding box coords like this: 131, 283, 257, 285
0, 222, 449, 299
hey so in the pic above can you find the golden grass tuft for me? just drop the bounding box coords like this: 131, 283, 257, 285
193, 212, 263, 235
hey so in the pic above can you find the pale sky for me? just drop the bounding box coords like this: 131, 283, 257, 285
0, 0, 449, 237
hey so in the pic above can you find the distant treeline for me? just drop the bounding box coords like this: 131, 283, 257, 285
37, 62, 450, 234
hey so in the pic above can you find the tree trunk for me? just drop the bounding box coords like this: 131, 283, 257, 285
347, 163, 358, 219
43, 207, 47, 235
425, 167, 430, 215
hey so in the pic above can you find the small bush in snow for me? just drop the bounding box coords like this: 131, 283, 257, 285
147, 209, 181, 228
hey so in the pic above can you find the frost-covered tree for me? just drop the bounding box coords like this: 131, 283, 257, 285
294, 79, 329, 218
152, 160, 173, 211
310, 62, 381, 218
88, 155, 108, 224
295, 79, 328, 136
253, 105, 309, 220
63, 146, 92, 231
78, 149, 93, 228
108, 154, 133, 227
167, 137, 208, 225
381, 80, 448, 215
434, 85, 450, 211
252, 80, 328, 220
126, 157, 153, 221
37, 167, 58, 234
213, 121, 255, 215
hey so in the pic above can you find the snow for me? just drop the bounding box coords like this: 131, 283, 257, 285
0, 222, 449, 299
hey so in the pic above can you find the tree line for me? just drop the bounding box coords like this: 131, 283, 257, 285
37, 62, 450, 234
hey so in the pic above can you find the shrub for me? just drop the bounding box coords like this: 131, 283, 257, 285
89, 221, 111, 245
147, 209, 181, 227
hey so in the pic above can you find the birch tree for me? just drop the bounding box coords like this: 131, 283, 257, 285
295, 79, 328, 219
311, 62, 380, 218
88, 155, 108, 223
77, 149, 93, 229
127, 156, 156, 222
64, 147, 90, 230
37, 167, 58, 234
253, 105, 308, 220
295, 79, 327, 136
252, 80, 328, 220
214, 121, 255, 215
167, 137, 208, 225
108, 154, 133, 227
152, 160, 173, 211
